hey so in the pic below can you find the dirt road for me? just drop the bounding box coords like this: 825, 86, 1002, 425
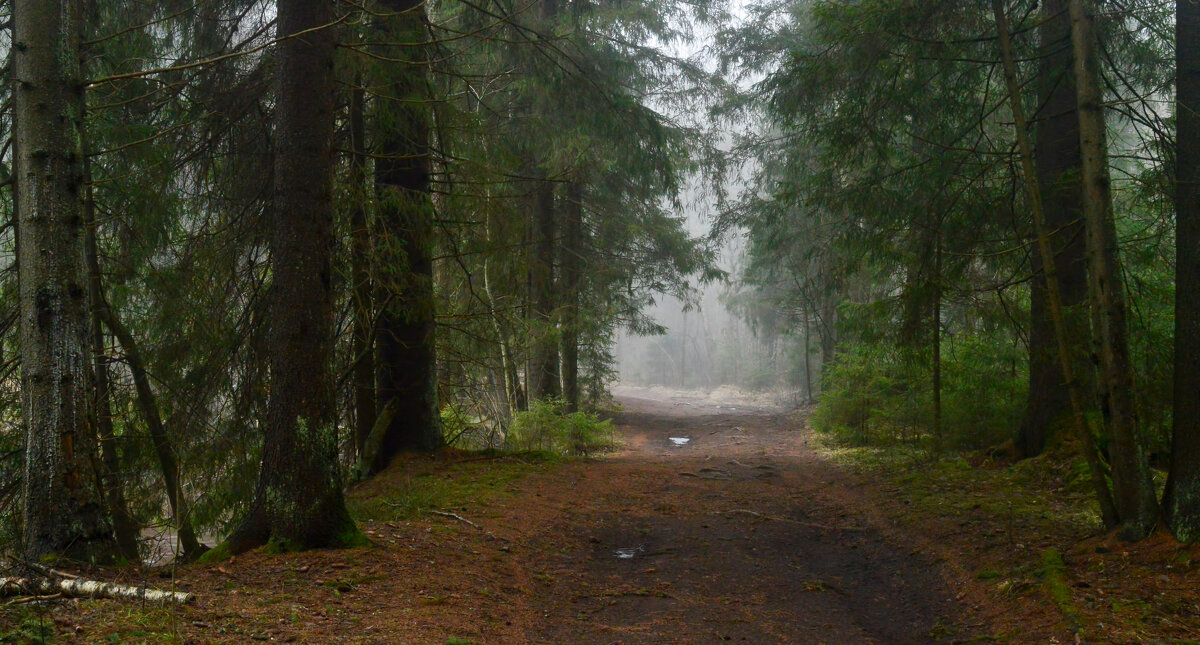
516, 388, 971, 643
64, 387, 980, 644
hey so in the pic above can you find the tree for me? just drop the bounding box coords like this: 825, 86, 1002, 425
1067, 0, 1157, 540
1167, 0, 1200, 542
1017, 0, 1092, 458
14, 0, 116, 560
561, 179, 585, 411
224, 0, 356, 553
363, 0, 443, 474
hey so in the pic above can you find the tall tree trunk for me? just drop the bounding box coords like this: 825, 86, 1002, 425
527, 0, 561, 403
1018, 0, 1092, 458
14, 0, 115, 561
97, 305, 204, 560
529, 177, 560, 400
1068, 0, 1157, 540
368, 0, 442, 474
349, 78, 376, 458
561, 180, 583, 411
226, 0, 356, 552
992, 0, 1119, 527
1166, 0, 1200, 542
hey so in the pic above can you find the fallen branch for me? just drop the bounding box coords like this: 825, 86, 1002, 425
0, 578, 195, 604
430, 510, 481, 530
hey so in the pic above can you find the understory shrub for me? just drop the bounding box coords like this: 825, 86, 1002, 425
812, 334, 1026, 450
505, 399, 613, 456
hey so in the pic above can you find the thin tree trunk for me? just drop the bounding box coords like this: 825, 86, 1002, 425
14, 0, 114, 561
349, 78, 376, 458
226, 0, 356, 552
1018, 0, 1092, 458
74, 0, 139, 565
1067, 0, 1158, 540
932, 232, 943, 453
1166, 0, 1200, 542
369, 0, 443, 471
83, 158, 140, 563
803, 310, 813, 403
481, 159, 524, 416
97, 305, 204, 560
561, 180, 583, 411
992, 0, 1119, 527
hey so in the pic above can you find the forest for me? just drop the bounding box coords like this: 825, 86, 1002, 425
1, 0, 1199, 642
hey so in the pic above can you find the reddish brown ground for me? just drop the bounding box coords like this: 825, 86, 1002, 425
9, 387, 1200, 643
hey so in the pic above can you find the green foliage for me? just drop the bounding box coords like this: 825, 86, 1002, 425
347, 456, 555, 523
812, 334, 1026, 450
810, 344, 931, 447
0, 607, 56, 644
505, 400, 614, 456
195, 542, 233, 565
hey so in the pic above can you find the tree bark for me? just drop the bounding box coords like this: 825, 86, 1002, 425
368, 0, 443, 472
483, 198, 525, 416
992, 0, 1119, 527
1068, 0, 1157, 540
97, 304, 204, 560
0, 577, 194, 604
561, 180, 584, 411
1166, 0, 1200, 543
349, 77, 376, 458
14, 0, 115, 561
1018, 0, 1092, 458
226, 0, 355, 552
530, 177, 560, 401
83, 158, 141, 563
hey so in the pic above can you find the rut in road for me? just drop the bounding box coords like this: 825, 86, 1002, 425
516, 389, 970, 643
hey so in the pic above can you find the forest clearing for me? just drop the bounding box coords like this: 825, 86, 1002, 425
3, 388, 1197, 643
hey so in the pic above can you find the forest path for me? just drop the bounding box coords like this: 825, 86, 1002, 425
69, 388, 983, 644
512, 387, 970, 643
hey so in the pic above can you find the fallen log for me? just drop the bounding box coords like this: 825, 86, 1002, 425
0, 577, 195, 604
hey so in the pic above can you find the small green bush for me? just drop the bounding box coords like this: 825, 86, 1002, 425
810, 344, 930, 446
505, 399, 613, 456
812, 333, 1026, 450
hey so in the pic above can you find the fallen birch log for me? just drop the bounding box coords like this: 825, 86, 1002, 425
0, 577, 195, 604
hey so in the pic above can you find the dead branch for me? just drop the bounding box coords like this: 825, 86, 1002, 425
430, 510, 482, 530
0, 578, 195, 604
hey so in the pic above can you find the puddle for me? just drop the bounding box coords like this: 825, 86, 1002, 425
614, 545, 645, 559
669, 437, 691, 446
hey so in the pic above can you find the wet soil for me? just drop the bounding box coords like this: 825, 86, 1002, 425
521, 389, 969, 643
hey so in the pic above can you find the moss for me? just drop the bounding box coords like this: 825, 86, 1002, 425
1040, 548, 1079, 630
333, 527, 372, 549
347, 454, 555, 523
262, 537, 304, 555
196, 541, 233, 564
